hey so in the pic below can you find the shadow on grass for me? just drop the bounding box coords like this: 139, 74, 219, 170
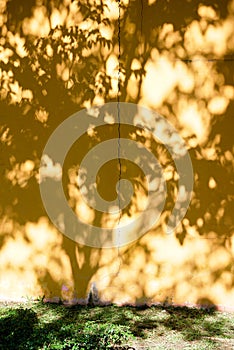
0, 302, 233, 349
0, 308, 38, 349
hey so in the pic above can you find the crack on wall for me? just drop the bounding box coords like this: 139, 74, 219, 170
140, 0, 143, 37
174, 56, 234, 62
116, 0, 122, 277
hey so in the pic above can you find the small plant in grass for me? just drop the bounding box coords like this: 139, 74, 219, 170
80, 321, 133, 349
40, 322, 132, 349
22, 320, 133, 350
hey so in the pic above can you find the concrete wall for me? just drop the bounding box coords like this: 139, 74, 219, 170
0, 0, 233, 310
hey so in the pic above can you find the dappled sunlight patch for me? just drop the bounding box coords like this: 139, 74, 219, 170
22, 89, 33, 100
177, 99, 210, 144
6, 159, 36, 188
50, 7, 68, 29
39, 155, 62, 182
67, 172, 96, 225
198, 134, 221, 160
208, 96, 230, 115
141, 55, 178, 108
220, 84, 234, 99
92, 94, 105, 106
127, 61, 142, 100
208, 176, 217, 189
103, 0, 120, 20
94, 232, 234, 306
101, 211, 119, 229
0, 232, 32, 266
9, 80, 22, 104
0, 127, 12, 146
138, 2, 234, 149
75, 200, 96, 225
0, 216, 74, 299
22, 6, 50, 36
209, 246, 230, 271
158, 23, 182, 49
35, 108, 49, 123
205, 19, 234, 56
7, 32, 27, 58
184, 12, 234, 56
100, 22, 114, 40
25, 217, 63, 249
141, 54, 233, 147
0, 45, 13, 64
106, 53, 120, 97
56, 62, 70, 81
198, 5, 219, 20
0, 68, 33, 104
176, 61, 194, 93
0, 269, 39, 300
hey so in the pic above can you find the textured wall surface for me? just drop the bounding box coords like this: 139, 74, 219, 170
0, 0, 233, 310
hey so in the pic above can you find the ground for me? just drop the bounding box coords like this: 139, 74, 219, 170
0, 300, 233, 349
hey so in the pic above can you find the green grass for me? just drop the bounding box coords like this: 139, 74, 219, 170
0, 301, 233, 349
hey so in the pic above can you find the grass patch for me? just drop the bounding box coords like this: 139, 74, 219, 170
0, 301, 233, 349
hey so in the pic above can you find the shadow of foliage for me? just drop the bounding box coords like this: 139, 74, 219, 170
1, 302, 233, 350
0, 0, 233, 306
0, 308, 38, 349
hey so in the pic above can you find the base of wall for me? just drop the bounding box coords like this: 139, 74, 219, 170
2, 295, 232, 313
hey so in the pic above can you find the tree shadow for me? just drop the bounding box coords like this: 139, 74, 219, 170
0, 307, 38, 349
0, 0, 233, 307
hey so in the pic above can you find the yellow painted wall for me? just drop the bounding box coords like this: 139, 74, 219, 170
0, 0, 234, 309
